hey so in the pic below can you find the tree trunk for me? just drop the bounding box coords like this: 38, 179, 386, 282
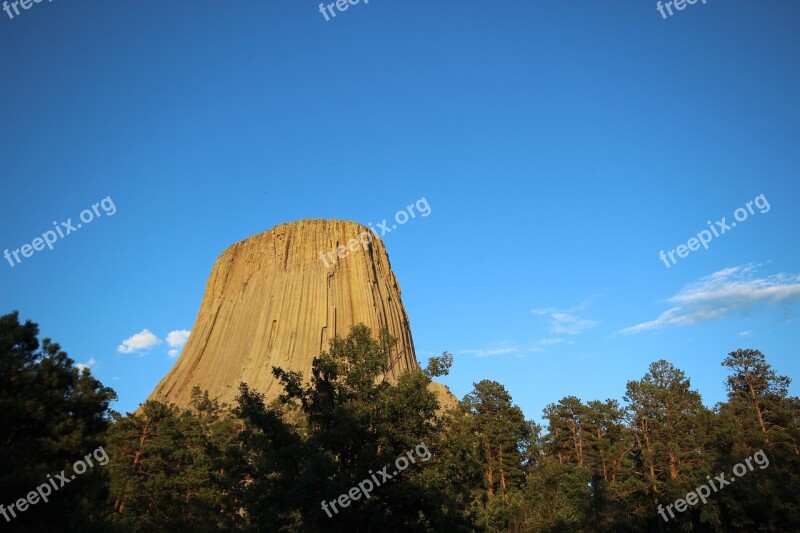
499, 444, 508, 503
745, 369, 770, 443
486, 442, 494, 502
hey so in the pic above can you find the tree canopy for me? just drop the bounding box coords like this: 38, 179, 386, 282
2, 313, 798, 532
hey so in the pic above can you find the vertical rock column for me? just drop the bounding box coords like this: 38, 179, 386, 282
148, 219, 419, 408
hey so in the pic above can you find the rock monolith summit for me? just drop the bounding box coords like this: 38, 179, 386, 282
148, 219, 437, 409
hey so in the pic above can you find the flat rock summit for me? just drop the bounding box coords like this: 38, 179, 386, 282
149, 219, 452, 409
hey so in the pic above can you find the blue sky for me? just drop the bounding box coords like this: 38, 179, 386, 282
1, 0, 798, 421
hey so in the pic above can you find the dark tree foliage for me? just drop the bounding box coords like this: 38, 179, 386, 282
105, 388, 242, 532
0, 311, 116, 532
234, 324, 471, 532
713, 349, 800, 532
4, 312, 799, 532
462, 380, 531, 531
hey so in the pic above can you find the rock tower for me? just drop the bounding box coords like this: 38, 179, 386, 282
148, 219, 423, 408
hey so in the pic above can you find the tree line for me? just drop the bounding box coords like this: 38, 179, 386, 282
1, 311, 798, 531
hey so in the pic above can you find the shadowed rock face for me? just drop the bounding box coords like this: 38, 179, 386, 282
148, 219, 421, 408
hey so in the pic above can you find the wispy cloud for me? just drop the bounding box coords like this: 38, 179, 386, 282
459, 347, 520, 357
620, 265, 800, 334
459, 338, 570, 357
524, 337, 573, 351
532, 303, 599, 335
739, 330, 752, 337
459, 302, 596, 358
536, 337, 566, 346
459, 341, 520, 357
117, 329, 161, 354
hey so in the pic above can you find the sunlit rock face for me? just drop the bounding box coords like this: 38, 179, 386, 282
148, 219, 422, 408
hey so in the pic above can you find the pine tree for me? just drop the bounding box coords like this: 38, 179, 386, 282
0, 311, 116, 531
625, 360, 715, 530
715, 349, 800, 531
239, 324, 463, 532
462, 380, 530, 531
106, 389, 241, 531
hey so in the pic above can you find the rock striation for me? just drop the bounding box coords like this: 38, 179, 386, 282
148, 219, 429, 409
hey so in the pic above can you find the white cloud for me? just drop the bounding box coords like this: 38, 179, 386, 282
459, 347, 520, 357
459, 303, 596, 359
536, 337, 566, 346
166, 329, 191, 348
117, 329, 161, 353
168, 349, 179, 358
620, 265, 800, 334
75, 358, 96, 372
739, 330, 752, 337
524, 337, 571, 352
459, 338, 570, 357
532, 305, 599, 335
550, 313, 600, 335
